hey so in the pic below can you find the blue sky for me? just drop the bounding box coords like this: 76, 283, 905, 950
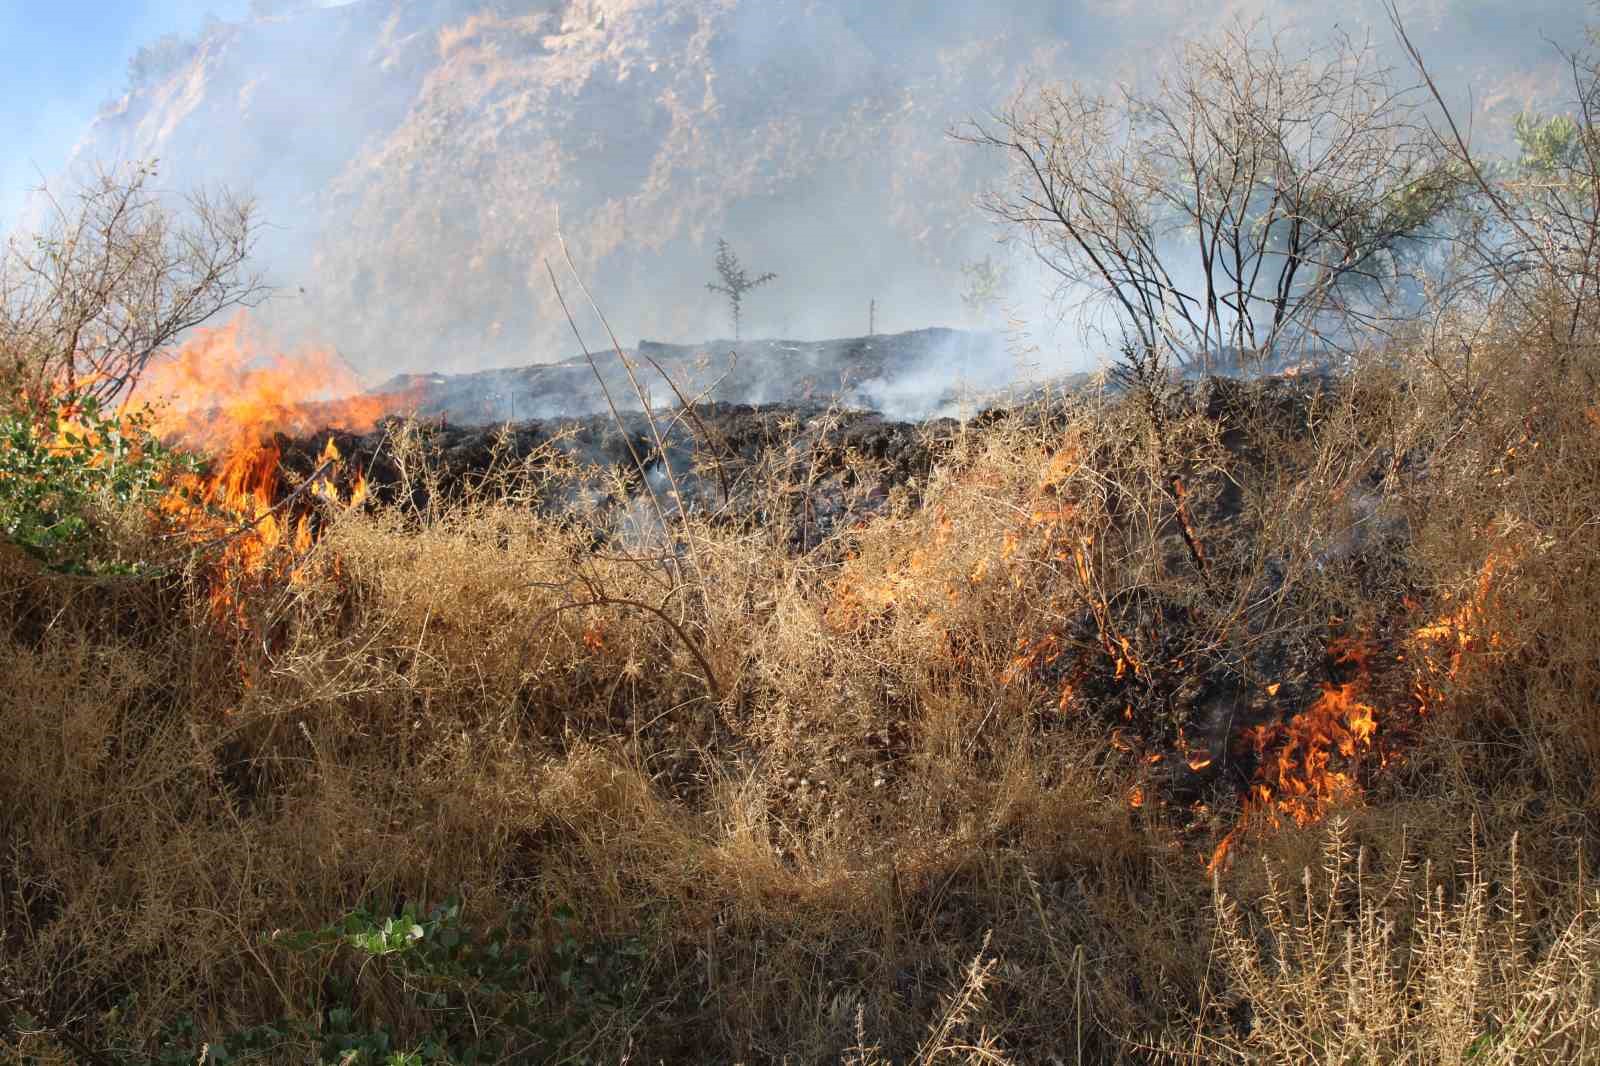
0, 1, 248, 231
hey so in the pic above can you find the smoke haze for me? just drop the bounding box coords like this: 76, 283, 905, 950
4, 0, 1591, 406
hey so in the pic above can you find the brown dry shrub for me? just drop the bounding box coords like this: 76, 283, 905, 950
4, 305, 1600, 1062
1183, 293, 1600, 1063
1384, 291, 1600, 867
1193, 819, 1600, 1064
0, 399, 1203, 1062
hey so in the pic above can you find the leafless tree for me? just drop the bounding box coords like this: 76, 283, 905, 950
706, 238, 776, 341
957, 22, 1464, 373
0, 161, 267, 419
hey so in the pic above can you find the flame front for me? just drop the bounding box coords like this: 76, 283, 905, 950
144, 317, 396, 621
139, 317, 395, 450
1209, 640, 1384, 873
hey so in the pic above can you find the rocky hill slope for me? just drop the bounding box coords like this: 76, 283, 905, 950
69, 0, 1587, 381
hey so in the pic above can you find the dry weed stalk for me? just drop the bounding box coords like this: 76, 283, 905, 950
845, 932, 1013, 1066
7, 176, 1600, 1065
1204, 819, 1600, 1064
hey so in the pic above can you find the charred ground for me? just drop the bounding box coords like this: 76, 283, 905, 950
270, 368, 1412, 869
5, 321, 1600, 1063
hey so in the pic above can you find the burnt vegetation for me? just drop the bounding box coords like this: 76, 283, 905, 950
6, 11, 1600, 1066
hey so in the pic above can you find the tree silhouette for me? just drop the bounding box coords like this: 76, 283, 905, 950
958, 23, 1462, 372
706, 239, 776, 340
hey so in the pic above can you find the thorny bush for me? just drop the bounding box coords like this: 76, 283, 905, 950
5, 299, 1600, 1063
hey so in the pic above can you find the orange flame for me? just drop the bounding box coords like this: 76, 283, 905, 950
829, 441, 1086, 634
1209, 640, 1382, 873
159, 436, 368, 621
1411, 549, 1512, 699
139, 317, 397, 450
827, 509, 961, 631
143, 317, 400, 622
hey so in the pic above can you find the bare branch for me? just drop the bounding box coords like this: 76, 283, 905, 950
957, 20, 1464, 374
0, 162, 268, 419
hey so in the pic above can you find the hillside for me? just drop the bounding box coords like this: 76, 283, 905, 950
6, 2, 1600, 1061
68, 0, 1585, 380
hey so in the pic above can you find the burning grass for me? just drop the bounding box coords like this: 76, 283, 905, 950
4, 309, 1600, 1063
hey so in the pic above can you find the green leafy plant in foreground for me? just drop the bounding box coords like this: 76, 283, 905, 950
0, 393, 195, 574
147, 899, 648, 1065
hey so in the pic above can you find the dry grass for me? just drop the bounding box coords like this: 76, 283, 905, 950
3, 297, 1600, 1063
1194, 819, 1600, 1064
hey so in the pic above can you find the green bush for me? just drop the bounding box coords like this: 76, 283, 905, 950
0, 394, 194, 574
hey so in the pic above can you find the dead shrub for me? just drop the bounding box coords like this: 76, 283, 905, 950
4, 291, 1600, 1063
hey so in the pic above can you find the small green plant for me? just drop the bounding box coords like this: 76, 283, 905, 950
0, 392, 195, 573
706, 238, 777, 340
148, 899, 648, 1066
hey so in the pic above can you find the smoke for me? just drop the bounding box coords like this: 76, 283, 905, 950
378, 325, 1076, 425
0, 1, 253, 235
6, 0, 1593, 410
